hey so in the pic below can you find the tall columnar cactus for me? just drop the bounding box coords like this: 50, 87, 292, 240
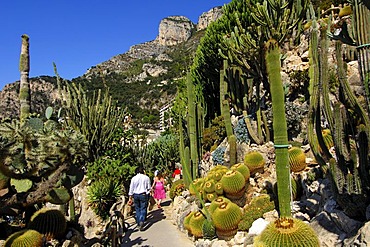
19, 34, 31, 122
352, 0, 370, 111
306, 3, 370, 218
265, 39, 291, 217
186, 73, 199, 179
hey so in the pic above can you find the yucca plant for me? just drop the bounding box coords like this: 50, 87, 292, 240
87, 177, 124, 220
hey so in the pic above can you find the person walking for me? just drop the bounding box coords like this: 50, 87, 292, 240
128, 166, 151, 231
151, 170, 166, 208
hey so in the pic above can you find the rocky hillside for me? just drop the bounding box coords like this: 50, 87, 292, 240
0, 7, 223, 127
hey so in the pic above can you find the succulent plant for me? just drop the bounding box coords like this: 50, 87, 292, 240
0, 170, 9, 190
28, 208, 67, 240
238, 194, 275, 231
253, 217, 319, 247
244, 151, 265, 175
45, 186, 72, 205
214, 182, 224, 195
203, 180, 216, 193
189, 178, 205, 196
183, 211, 195, 233
220, 170, 246, 196
202, 219, 216, 240
206, 192, 218, 202
10, 178, 33, 193
188, 211, 206, 238
212, 201, 242, 240
169, 179, 185, 200
231, 163, 250, 182
4, 229, 44, 247
208, 196, 231, 214
288, 147, 307, 173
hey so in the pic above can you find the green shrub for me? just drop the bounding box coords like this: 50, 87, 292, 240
87, 178, 124, 220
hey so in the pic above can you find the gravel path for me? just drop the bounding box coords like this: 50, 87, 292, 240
121, 199, 194, 247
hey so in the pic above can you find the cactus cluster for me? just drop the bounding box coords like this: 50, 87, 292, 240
238, 194, 275, 231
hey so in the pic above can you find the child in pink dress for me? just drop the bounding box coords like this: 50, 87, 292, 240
151, 170, 166, 208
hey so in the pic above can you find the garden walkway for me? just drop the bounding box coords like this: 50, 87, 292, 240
121, 199, 194, 247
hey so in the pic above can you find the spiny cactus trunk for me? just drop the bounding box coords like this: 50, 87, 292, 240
186, 73, 199, 179
19, 34, 31, 122
265, 39, 291, 217
352, 0, 370, 112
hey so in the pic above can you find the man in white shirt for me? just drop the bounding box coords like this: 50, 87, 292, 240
128, 166, 151, 231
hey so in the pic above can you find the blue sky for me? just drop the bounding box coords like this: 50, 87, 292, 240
0, 0, 230, 90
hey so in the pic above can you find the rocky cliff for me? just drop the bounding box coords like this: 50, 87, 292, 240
0, 6, 223, 121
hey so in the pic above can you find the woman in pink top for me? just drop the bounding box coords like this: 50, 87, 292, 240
151, 170, 166, 208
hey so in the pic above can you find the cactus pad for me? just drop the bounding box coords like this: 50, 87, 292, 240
45, 186, 72, 205
28, 208, 67, 240
4, 229, 43, 247
254, 217, 320, 247
10, 178, 33, 193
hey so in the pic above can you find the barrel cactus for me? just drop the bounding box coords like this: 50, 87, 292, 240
203, 180, 216, 193
214, 182, 224, 195
4, 229, 43, 247
231, 163, 251, 182
188, 211, 206, 238
288, 147, 307, 172
183, 211, 195, 233
209, 196, 231, 213
253, 217, 319, 247
189, 178, 204, 196
28, 208, 67, 240
244, 151, 265, 175
220, 170, 246, 198
212, 201, 242, 240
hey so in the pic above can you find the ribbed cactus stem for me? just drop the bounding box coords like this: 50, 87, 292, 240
228, 134, 237, 166
183, 146, 192, 187
220, 60, 234, 138
265, 39, 291, 217
307, 9, 327, 167
19, 34, 31, 122
352, 0, 370, 111
186, 73, 199, 179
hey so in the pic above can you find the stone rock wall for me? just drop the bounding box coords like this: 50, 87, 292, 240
155, 16, 195, 46
197, 6, 223, 31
